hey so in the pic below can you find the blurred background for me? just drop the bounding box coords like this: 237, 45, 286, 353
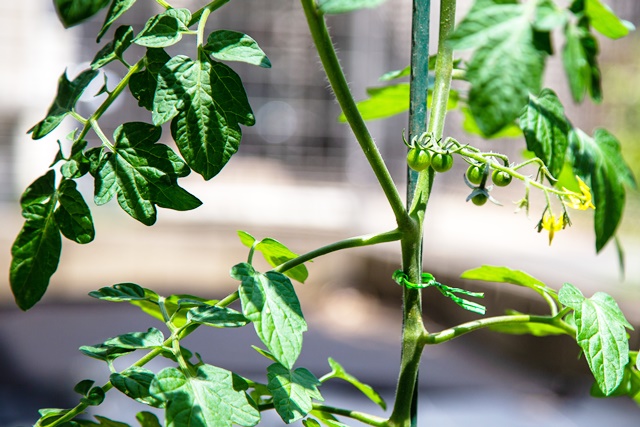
1, 0, 640, 425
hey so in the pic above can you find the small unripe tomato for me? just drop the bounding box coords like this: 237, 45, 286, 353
406, 148, 431, 171
466, 165, 484, 185
431, 153, 454, 173
471, 193, 488, 206
492, 170, 512, 187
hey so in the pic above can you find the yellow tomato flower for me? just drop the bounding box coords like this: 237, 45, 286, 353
564, 176, 596, 210
540, 211, 564, 245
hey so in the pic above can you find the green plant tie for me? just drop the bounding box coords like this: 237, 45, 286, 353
392, 270, 486, 315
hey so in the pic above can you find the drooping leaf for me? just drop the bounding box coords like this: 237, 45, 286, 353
267, 363, 323, 424
92, 25, 135, 69
54, 179, 95, 244
154, 52, 254, 180
317, 0, 387, 14
585, 0, 634, 39
103, 327, 165, 349
562, 20, 602, 103
590, 361, 640, 399
204, 30, 271, 68
129, 48, 172, 111
188, 306, 250, 328
111, 367, 164, 407
53, 0, 110, 28
568, 128, 636, 251
149, 365, 260, 427
519, 89, 572, 179
89, 282, 159, 302
136, 412, 162, 427
98, 0, 138, 41
321, 358, 386, 409
449, 0, 548, 135
29, 69, 99, 139
93, 122, 201, 225
232, 262, 307, 369
134, 9, 191, 48
10, 170, 62, 310
559, 283, 633, 395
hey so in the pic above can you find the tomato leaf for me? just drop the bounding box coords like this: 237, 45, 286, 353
585, 0, 634, 39
568, 128, 636, 251
317, 0, 387, 15
562, 20, 602, 103
10, 170, 62, 310
150, 365, 260, 427
460, 265, 556, 300
154, 53, 254, 180
134, 9, 191, 48
54, 179, 95, 244
267, 363, 323, 424
321, 358, 386, 409
136, 412, 162, 427
129, 48, 172, 111
237, 231, 308, 283
93, 122, 201, 225
97, 0, 137, 42
559, 283, 633, 395
103, 327, 165, 349
92, 25, 135, 69
519, 89, 572, 179
54, 0, 110, 28
89, 282, 159, 302
29, 69, 99, 139
204, 30, 271, 68
111, 367, 164, 408
233, 263, 307, 369
449, 0, 547, 136
188, 306, 251, 328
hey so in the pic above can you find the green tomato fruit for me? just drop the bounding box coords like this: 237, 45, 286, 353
407, 148, 431, 171
471, 193, 488, 206
492, 170, 512, 187
431, 153, 454, 173
466, 165, 484, 185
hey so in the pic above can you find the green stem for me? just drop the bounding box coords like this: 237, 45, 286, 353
273, 229, 402, 274
422, 314, 575, 345
196, 6, 211, 47
300, 0, 410, 231
312, 403, 388, 427
189, 0, 231, 27
89, 119, 115, 152
155, 0, 173, 9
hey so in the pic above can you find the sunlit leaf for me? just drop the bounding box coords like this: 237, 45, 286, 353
204, 30, 271, 68
267, 363, 323, 423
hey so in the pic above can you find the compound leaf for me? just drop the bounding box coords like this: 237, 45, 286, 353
322, 358, 386, 409
204, 30, 271, 68
10, 170, 62, 310
154, 53, 254, 180
317, 0, 386, 14
449, 0, 547, 136
233, 263, 307, 369
93, 122, 201, 225
29, 69, 99, 139
54, 179, 95, 244
519, 89, 572, 179
559, 283, 632, 395
111, 367, 164, 407
568, 128, 636, 251
267, 363, 323, 424
54, 0, 110, 28
150, 365, 260, 427
98, 0, 138, 41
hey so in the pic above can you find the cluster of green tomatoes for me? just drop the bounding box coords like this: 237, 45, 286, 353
406, 138, 513, 207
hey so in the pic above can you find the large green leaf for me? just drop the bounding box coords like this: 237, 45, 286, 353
233, 263, 307, 369
449, 0, 547, 136
97, 0, 138, 41
558, 283, 633, 395
10, 170, 61, 310
54, 179, 95, 244
150, 365, 260, 427
317, 0, 387, 14
29, 69, 99, 139
92, 25, 135, 69
54, 0, 110, 28
129, 48, 172, 111
111, 367, 164, 407
321, 358, 386, 409
585, 0, 634, 39
237, 230, 309, 283
568, 128, 636, 251
204, 31, 271, 68
519, 89, 572, 179
134, 9, 191, 48
267, 363, 323, 423
153, 53, 254, 180
562, 20, 601, 103
93, 122, 201, 225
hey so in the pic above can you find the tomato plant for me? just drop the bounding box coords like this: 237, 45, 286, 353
7, 0, 639, 426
